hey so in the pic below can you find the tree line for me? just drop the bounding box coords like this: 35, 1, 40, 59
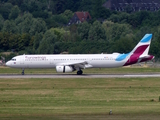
0, 0, 160, 60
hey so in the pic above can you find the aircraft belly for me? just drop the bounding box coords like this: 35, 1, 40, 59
91, 61, 124, 68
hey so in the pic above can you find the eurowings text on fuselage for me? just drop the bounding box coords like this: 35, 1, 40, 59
6, 34, 154, 75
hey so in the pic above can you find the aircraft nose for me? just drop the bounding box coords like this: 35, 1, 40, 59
6, 61, 10, 66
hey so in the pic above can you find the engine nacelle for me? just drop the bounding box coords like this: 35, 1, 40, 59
56, 66, 74, 73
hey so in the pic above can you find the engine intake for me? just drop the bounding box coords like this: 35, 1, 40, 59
56, 66, 74, 73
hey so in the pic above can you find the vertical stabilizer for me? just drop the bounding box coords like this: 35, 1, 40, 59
131, 34, 152, 56
124, 34, 154, 66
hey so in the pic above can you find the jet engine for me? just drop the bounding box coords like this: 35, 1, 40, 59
56, 66, 74, 73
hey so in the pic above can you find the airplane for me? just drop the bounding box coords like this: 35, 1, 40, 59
6, 34, 154, 75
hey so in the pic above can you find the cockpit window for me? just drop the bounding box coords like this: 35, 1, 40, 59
11, 59, 16, 61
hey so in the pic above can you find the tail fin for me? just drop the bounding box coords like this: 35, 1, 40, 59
124, 34, 154, 66
131, 34, 152, 56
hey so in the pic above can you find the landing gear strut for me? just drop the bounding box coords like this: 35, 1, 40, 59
77, 70, 83, 75
22, 69, 25, 75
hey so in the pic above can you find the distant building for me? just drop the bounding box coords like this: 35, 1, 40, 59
103, 0, 160, 12
68, 12, 91, 25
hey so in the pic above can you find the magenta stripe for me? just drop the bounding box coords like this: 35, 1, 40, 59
133, 45, 149, 54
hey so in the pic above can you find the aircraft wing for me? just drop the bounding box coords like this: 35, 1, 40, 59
56, 61, 93, 69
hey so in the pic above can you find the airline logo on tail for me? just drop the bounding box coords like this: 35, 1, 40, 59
116, 34, 154, 66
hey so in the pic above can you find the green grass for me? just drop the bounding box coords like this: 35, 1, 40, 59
0, 78, 160, 120
1, 66, 160, 74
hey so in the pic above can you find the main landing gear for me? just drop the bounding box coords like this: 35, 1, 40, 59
77, 70, 83, 75
22, 69, 25, 75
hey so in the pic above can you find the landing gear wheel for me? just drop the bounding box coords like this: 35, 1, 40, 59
22, 72, 24, 75
22, 69, 25, 75
77, 70, 83, 75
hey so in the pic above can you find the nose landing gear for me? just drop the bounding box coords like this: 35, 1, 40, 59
22, 69, 25, 75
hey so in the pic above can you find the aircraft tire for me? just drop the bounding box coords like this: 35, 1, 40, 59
77, 70, 83, 75
22, 69, 25, 75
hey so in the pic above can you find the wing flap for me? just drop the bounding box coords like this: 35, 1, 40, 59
56, 61, 92, 69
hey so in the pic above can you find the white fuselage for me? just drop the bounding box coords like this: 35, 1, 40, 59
6, 54, 127, 69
